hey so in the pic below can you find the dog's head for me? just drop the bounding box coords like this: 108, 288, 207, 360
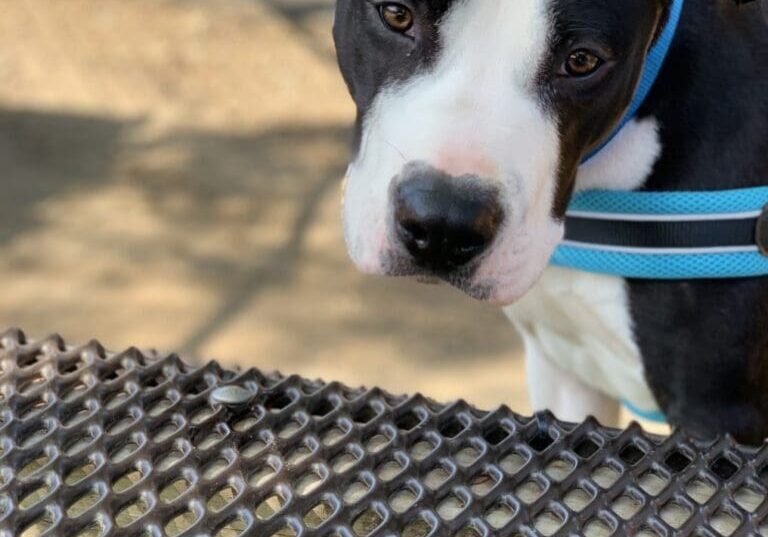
334, 0, 669, 304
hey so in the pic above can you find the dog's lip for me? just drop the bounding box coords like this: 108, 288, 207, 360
382, 252, 496, 298
412, 269, 495, 301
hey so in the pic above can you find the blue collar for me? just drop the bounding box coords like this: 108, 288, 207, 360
582, 0, 685, 164
553, 0, 768, 280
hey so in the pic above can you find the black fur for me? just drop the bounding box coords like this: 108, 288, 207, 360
628, 0, 768, 444
544, 0, 665, 217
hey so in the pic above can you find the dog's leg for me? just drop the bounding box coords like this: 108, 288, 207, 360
525, 338, 620, 426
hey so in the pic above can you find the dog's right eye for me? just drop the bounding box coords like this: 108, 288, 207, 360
379, 3, 414, 34
564, 50, 604, 78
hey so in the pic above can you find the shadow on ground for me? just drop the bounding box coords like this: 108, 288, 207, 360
0, 0, 526, 411
0, 109, 136, 247
0, 108, 522, 398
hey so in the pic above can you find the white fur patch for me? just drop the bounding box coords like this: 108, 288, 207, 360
505, 117, 664, 422
342, 0, 563, 303
576, 117, 661, 192
506, 266, 659, 415
523, 329, 621, 425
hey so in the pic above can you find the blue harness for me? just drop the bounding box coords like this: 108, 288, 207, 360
551, 0, 767, 423
553, 0, 768, 281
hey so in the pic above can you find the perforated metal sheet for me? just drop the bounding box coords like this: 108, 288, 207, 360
1, 328, 768, 537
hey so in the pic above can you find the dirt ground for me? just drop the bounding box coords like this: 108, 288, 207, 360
0, 0, 531, 412
0, 0, 666, 431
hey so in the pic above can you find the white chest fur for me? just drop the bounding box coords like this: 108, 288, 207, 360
503, 117, 663, 414
504, 267, 659, 411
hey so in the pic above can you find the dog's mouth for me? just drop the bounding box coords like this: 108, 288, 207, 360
382, 251, 495, 301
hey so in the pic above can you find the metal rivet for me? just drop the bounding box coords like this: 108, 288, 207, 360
757, 205, 768, 257
210, 385, 255, 407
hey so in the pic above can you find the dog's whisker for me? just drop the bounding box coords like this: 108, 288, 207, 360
383, 137, 407, 163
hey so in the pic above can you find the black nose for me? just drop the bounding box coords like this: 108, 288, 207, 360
393, 174, 504, 273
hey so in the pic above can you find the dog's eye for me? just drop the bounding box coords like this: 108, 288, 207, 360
379, 3, 414, 34
564, 50, 603, 77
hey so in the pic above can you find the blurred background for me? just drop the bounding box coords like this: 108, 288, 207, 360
0, 0, 668, 432
0, 0, 529, 412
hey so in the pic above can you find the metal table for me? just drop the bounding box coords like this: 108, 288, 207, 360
1, 328, 767, 536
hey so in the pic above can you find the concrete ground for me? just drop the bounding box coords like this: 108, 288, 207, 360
0, 0, 664, 430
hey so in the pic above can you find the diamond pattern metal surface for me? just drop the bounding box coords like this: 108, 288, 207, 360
1, 328, 768, 537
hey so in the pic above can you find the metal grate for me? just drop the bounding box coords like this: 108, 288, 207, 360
1, 328, 768, 537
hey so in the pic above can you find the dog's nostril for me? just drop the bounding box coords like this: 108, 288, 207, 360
393, 172, 504, 273
399, 220, 430, 250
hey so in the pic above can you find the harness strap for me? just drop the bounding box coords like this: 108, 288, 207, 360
552, 188, 768, 279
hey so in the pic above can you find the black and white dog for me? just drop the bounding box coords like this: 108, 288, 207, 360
332, 0, 768, 443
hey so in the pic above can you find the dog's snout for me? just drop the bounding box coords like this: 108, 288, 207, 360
393, 173, 504, 273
